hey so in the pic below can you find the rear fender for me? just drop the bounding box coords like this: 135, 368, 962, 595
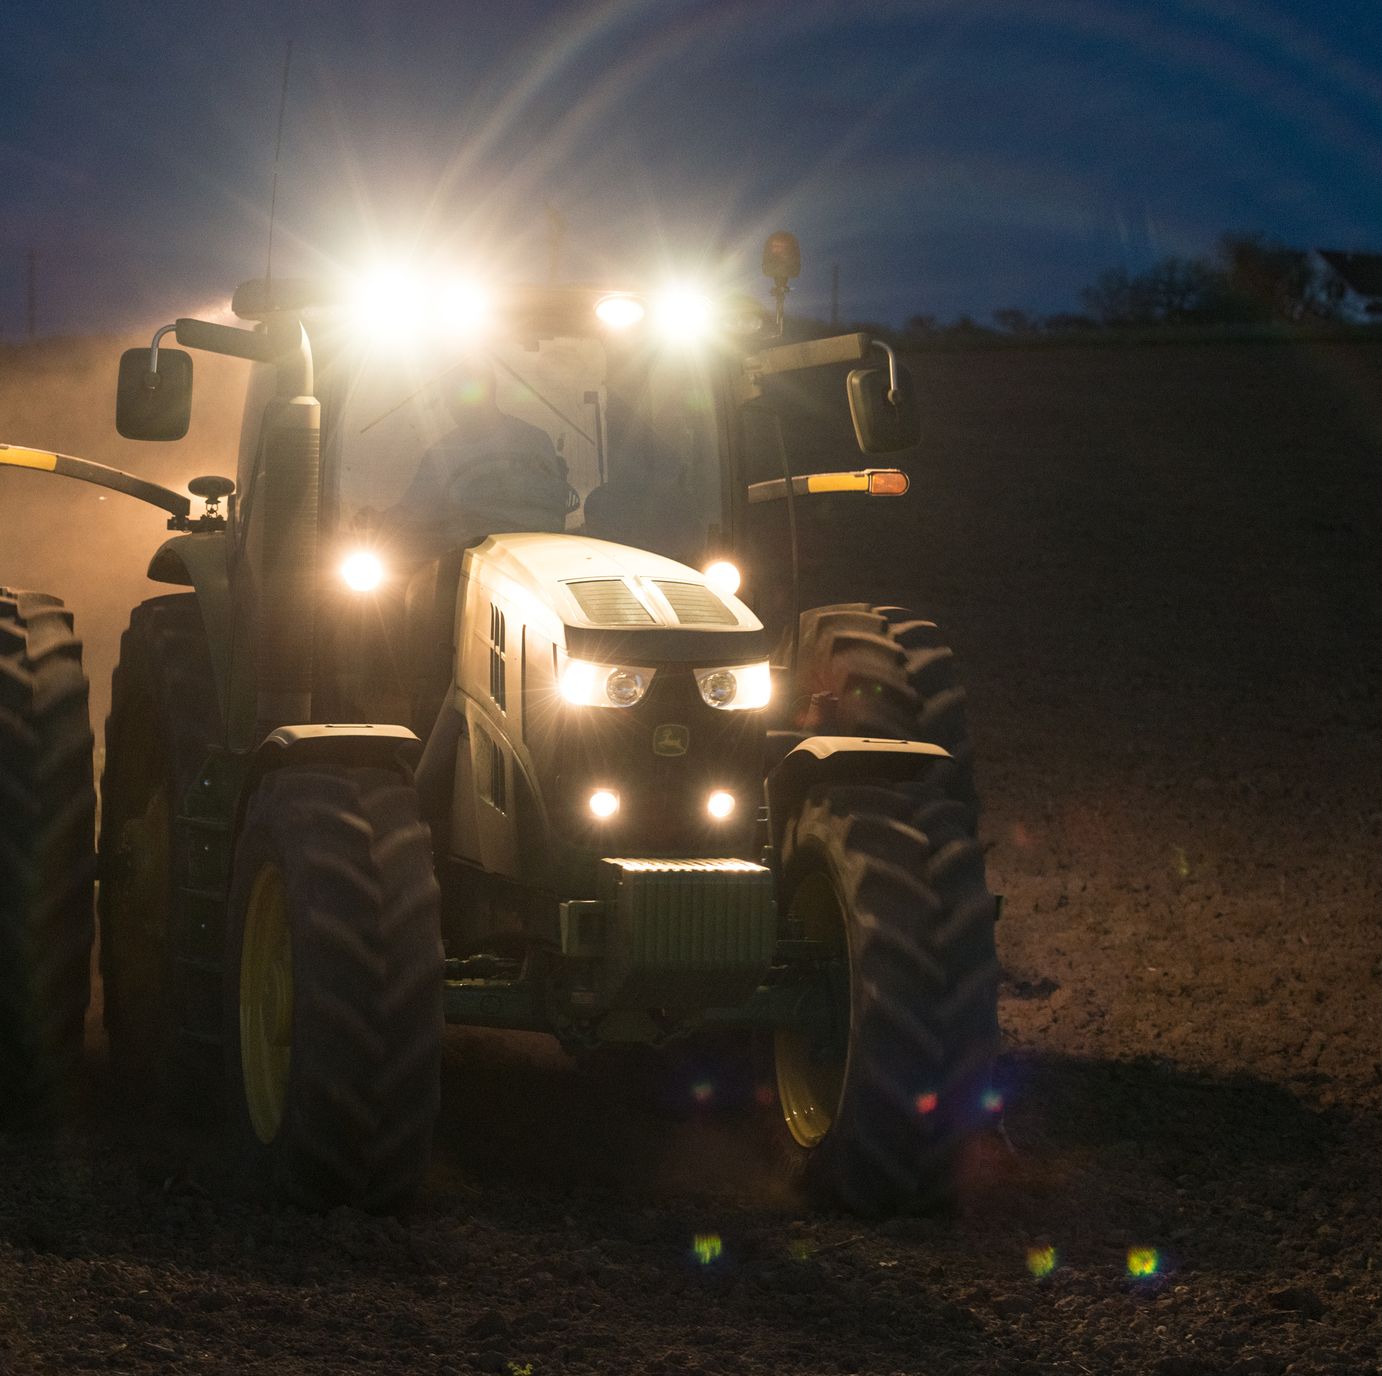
763, 735, 951, 864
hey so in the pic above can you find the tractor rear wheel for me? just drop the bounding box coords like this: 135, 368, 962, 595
769, 778, 999, 1214
225, 765, 443, 1211
0, 589, 95, 1125
98, 595, 220, 1093
792, 604, 979, 825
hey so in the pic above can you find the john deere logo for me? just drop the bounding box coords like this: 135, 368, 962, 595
653, 723, 689, 756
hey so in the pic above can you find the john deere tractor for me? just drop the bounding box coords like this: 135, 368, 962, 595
0, 234, 999, 1213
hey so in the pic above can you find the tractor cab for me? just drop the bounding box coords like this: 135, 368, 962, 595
220, 265, 918, 722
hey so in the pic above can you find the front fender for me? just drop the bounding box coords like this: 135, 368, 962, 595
147, 532, 237, 732
235, 723, 423, 841
764, 735, 951, 864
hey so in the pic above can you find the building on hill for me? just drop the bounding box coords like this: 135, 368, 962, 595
1306, 250, 1382, 323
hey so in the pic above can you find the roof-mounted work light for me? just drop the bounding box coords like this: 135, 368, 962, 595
654, 285, 714, 342
595, 294, 646, 329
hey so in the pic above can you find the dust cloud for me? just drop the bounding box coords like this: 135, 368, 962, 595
0, 335, 247, 730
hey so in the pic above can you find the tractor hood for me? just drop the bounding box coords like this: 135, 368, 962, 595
463, 533, 767, 663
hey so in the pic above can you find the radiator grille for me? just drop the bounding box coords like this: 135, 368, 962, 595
654, 581, 737, 626
565, 579, 655, 625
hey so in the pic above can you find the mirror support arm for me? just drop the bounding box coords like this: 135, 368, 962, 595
146, 322, 178, 376
871, 338, 902, 406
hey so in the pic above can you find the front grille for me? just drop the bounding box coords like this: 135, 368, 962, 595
655, 581, 737, 626
565, 579, 655, 625
592, 856, 776, 1007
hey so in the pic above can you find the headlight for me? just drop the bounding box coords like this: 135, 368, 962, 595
702, 560, 741, 598
560, 658, 655, 708
595, 293, 645, 329
706, 790, 735, 819
588, 789, 620, 819
654, 284, 714, 342
349, 263, 426, 336
438, 278, 492, 335
694, 660, 771, 711
340, 549, 385, 592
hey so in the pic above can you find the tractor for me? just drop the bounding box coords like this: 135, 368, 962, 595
0, 234, 999, 1214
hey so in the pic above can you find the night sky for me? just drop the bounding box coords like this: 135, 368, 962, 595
4, 0, 1382, 338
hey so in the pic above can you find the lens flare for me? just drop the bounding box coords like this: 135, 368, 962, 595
693, 1233, 723, 1265
1127, 1247, 1160, 1277
982, 1089, 1004, 1113
1026, 1246, 1057, 1278
691, 1080, 714, 1105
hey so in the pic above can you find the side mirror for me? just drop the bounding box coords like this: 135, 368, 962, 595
847, 361, 920, 454
116, 348, 193, 440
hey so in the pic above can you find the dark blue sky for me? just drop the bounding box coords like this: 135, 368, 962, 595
4, 0, 1382, 337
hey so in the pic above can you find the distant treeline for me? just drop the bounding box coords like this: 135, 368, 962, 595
840, 234, 1382, 348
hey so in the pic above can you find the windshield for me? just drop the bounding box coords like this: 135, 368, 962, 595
320, 334, 723, 568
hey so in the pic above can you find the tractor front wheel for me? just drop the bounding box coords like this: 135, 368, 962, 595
792, 604, 979, 826
769, 779, 1000, 1214
224, 765, 443, 1211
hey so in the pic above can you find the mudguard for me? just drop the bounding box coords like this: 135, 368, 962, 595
147, 532, 237, 731
764, 735, 951, 863
236, 723, 423, 838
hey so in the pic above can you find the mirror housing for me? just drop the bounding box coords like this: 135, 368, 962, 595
116, 348, 193, 440
847, 362, 920, 454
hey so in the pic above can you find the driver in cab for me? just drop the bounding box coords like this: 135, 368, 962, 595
382, 352, 573, 559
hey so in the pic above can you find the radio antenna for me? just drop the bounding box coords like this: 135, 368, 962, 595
264, 39, 295, 300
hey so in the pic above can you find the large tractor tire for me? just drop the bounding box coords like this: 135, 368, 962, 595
225, 765, 443, 1212
0, 589, 95, 1125
792, 604, 979, 826
768, 778, 1000, 1215
99, 595, 220, 1092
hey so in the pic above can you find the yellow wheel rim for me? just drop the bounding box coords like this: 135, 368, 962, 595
775, 869, 848, 1149
240, 862, 292, 1145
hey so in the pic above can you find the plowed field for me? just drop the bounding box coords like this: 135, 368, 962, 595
1, 337, 1378, 1374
